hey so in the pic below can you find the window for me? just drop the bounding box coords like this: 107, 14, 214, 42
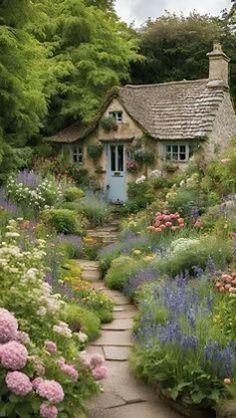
71, 145, 83, 164
165, 144, 189, 162
108, 111, 123, 123
110, 144, 124, 172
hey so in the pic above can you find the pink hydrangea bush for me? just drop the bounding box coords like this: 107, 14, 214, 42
79, 352, 108, 381
40, 403, 58, 418
0, 308, 18, 343
0, 341, 28, 370
0, 222, 106, 416
36, 380, 64, 403
6, 371, 32, 396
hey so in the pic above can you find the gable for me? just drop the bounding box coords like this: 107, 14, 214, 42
97, 98, 144, 141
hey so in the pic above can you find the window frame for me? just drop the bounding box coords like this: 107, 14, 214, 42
108, 110, 124, 124
71, 144, 84, 164
165, 144, 190, 163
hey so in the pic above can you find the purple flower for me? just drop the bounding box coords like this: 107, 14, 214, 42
16, 170, 41, 189
204, 339, 235, 378
181, 335, 199, 352
191, 206, 199, 220
192, 265, 204, 278
123, 266, 159, 298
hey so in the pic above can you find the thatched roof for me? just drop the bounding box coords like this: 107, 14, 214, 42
48, 79, 226, 143
47, 123, 87, 144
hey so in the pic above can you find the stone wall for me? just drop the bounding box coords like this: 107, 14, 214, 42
203, 91, 236, 159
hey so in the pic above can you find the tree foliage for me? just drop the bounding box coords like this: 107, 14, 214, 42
131, 12, 236, 104
45, 0, 138, 131
0, 0, 139, 177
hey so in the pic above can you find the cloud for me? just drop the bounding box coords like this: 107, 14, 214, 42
115, 0, 231, 24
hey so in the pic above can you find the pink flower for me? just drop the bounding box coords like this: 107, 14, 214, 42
36, 380, 64, 403
45, 341, 57, 354
61, 364, 79, 381
89, 353, 104, 369
0, 308, 18, 343
1, 341, 28, 370
79, 352, 91, 368
5, 371, 32, 396
92, 366, 108, 380
56, 357, 65, 367
40, 403, 58, 418
32, 377, 44, 390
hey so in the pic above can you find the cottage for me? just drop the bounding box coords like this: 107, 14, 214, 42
49, 42, 236, 203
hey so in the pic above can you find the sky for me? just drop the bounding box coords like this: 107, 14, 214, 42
115, 0, 232, 25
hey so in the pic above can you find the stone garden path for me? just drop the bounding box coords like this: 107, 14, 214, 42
78, 223, 182, 418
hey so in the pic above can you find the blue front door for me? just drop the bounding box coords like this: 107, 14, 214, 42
107, 143, 127, 203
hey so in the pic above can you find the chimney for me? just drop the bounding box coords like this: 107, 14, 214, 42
207, 41, 230, 87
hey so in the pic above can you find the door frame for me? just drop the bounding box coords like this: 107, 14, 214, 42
106, 142, 127, 203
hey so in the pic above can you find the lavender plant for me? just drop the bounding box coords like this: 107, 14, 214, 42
132, 274, 236, 409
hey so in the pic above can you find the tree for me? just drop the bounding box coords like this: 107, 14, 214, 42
45, 0, 139, 132
0, 0, 50, 178
131, 12, 236, 104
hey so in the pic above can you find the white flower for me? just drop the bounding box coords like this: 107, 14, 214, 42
135, 175, 146, 184
77, 331, 88, 343
37, 306, 47, 316
5, 232, 20, 238
149, 170, 162, 178
53, 324, 72, 338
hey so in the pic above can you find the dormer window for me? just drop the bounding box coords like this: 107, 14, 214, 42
71, 145, 83, 164
108, 111, 123, 123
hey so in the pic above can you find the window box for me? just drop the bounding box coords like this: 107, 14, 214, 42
100, 116, 118, 132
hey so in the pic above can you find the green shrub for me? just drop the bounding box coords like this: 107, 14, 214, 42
99, 248, 122, 274
41, 208, 81, 234
166, 187, 206, 217
104, 256, 141, 290
61, 302, 101, 342
81, 194, 111, 226
64, 186, 85, 202
159, 236, 233, 276
124, 181, 156, 213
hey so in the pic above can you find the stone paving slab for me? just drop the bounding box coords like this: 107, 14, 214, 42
81, 270, 102, 281
86, 346, 104, 356
89, 401, 182, 418
91, 330, 133, 347
87, 393, 126, 411
102, 291, 130, 305
102, 318, 133, 331
77, 260, 100, 268
113, 310, 137, 319
113, 304, 135, 312
101, 361, 156, 404
103, 346, 130, 361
